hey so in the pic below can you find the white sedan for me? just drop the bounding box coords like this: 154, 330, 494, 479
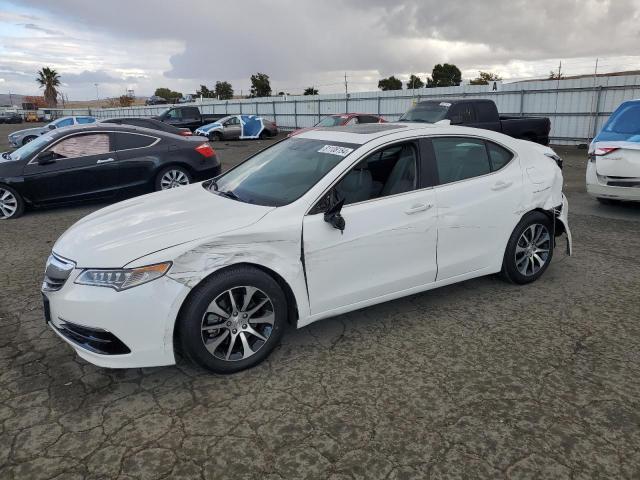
42, 123, 571, 373
587, 99, 640, 203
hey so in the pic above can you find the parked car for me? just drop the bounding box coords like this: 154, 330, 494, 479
195, 115, 278, 140
288, 113, 385, 137
153, 106, 225, 130
0, 111, 23, 124
0, 124, 220, 219
587, 99, 640, 203
8, 116, 96, 147
24, 111, 39, 123
41, 123, 571, 373
145, 95, 168, 106
101, 117, 193, 136
400, 99, 551, 145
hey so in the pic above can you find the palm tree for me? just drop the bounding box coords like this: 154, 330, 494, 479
36, 67, 61, 107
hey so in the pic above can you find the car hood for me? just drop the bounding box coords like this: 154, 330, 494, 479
10, 126, 46, 137
53, 183, 274, 268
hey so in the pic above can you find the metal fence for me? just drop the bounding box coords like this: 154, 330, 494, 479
40, 73, 640, 145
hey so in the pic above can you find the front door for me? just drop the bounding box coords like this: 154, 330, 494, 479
23, 132, 120, 204
427, 136, 524, 280
303, 141, 438, 315
223, 116, 242, 139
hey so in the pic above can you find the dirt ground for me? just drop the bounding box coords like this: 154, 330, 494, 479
1, 121, 640, 479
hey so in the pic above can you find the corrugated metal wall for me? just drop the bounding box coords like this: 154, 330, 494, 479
47, 74, 640, 145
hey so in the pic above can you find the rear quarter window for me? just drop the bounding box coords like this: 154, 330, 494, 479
115, 133, 159, 150
486, 142, 514, 170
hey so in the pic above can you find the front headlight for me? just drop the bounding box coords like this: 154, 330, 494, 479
74, 262, 171, 291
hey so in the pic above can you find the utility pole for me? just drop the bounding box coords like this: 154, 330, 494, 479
94, 83, 100, 101
344, 72, 348, 96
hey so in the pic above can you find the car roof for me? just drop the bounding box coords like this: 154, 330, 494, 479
296, 122, 512, 145
46, 123, 183, 139
416, 98, 494, 104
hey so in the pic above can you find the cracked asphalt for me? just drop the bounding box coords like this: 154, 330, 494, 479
1, 124, 640, 479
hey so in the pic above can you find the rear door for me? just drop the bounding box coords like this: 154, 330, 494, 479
428, 136, 523, 280
181, 107, 200, 128
473, 101, 501, 132
23, 132, 120, 204
448, 102, 476, 126
113, 131, 164, 191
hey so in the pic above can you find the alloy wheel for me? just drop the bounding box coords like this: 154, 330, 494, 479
515, 223, 551, 276
0, 188, 18, 219
200, 286, 275, 361
160, 169, 189, 189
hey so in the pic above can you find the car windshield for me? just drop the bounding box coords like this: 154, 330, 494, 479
316, 116, 346, 127
399, 102, 450, 123
209, 138, 359, 207
9, 134, 52, 161
596, 102, 640, 142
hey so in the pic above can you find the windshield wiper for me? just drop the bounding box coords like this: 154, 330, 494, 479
218, 189, 244, 202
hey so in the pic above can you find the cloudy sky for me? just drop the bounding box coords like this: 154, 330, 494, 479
1, 0, 640, 100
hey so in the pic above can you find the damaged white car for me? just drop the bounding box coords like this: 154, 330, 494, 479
42, 123, 572, 373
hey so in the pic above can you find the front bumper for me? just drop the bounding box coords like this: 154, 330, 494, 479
586, 162, 640, 201
558, 194, 572, 256
44, 271, 191, 368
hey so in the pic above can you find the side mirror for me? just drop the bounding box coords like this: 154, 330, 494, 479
48, 124, 56, 130
324, 196, 346, 232
37, 151, 56, 165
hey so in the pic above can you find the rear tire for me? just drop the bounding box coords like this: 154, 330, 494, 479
155, 166, 192, 191
177, 266, 287, 374
0, 185, 25, 220
501, 211, 554, 285
259, 131, 268, 140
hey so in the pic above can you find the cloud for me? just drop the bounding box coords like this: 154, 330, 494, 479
20, 23, 62, 35
3, 0, 640, 98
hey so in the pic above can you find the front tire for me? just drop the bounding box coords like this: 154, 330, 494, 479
177, 266, 287, 374
501, 211, 554, 284
0, 185, 25, 220
22, 136, 37, 146
155, 166, 192, 191
209, 132, 222, 142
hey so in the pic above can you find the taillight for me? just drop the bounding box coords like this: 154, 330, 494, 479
195, 143, 216, 158
593, 146, 619, 156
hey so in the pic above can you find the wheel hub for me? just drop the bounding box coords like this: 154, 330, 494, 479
515, 223, 551, 277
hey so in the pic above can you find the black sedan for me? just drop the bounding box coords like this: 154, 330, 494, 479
100, 117, 195, 137
0, 124, 221, 219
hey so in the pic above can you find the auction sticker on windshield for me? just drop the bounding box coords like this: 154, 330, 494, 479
439, 102, 452, 107
318, 145, 354, 156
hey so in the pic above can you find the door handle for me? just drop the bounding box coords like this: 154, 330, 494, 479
404, 203, 432, 214
96, 158, 115, 164
491, 180, 513, 191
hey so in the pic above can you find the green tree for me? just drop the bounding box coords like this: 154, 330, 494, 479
250, 73, 271, 97
469, 71, 502, 85
215, 81, 234, 100
427, 64, 462, 87
406, 74, 424, 89
196, 85, 214, 97
36, 66, 61, 107
378, 75, 403, 91
304, 87, 318, 95
548, 70, 564, 80
154, 87, 183, 102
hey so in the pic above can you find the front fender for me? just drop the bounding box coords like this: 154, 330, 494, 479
557, 194, 572, 256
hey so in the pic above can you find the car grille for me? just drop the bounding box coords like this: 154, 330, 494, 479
42, 253, 76, 292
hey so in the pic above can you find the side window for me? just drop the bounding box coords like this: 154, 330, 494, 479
166, 109, 181, 119
46, 134, 111, 159
357, 116, 378, 124
184, 107, 199, 118
333, 143, 418, 205
55, 118, 74, 128
486, 141, 514, 171
115, 133, 157, 150
344, 117, 359, 125
475, 102, 496, 123
76, 117, 95, 124
432, 137, 491, 184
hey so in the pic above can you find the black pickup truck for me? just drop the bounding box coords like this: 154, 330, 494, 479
400, 99, 551, 145
153, 106, 225, 131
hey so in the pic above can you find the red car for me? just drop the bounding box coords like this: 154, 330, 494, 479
288, 113, 385, 137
